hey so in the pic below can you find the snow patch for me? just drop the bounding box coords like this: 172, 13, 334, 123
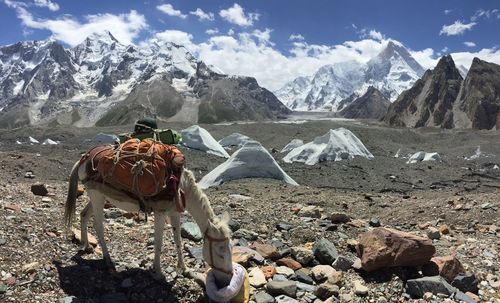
281, 139, 304, 153
28, 136, 39, 144
42, 139, 59, 145
394, 148, 401, 158
406, 151, 441, 164
199, 141, 298, 189
283, 128, 374, 165
465, 146, 481, 160
180, 125, 229, 158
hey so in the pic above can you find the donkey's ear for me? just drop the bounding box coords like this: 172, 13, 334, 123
221, 211, 230, 223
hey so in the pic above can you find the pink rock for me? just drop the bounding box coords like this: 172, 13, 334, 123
356, 227, 435, 271
422, 255, 465, 282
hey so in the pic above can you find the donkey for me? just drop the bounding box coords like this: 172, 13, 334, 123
64, 159, 234, 286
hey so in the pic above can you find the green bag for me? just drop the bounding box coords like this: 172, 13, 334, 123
118, 129, 182, 145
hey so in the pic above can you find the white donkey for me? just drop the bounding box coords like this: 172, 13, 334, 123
64, 159, 234, 286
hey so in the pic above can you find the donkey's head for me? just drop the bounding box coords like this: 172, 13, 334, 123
202, 212, 233, 287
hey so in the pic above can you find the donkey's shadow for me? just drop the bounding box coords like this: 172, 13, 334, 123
54, 252, 206, 303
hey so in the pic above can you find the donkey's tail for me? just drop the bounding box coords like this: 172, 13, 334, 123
64, 160, 81, 229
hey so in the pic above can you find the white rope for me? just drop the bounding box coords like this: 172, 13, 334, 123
206, 263, 246, 303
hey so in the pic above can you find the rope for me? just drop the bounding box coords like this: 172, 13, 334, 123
206, 263, 246, 303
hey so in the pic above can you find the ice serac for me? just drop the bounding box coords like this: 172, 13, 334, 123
283, 128, 373, 165
383, 55, 463, 128
454, 58, 500, 130
275, 41, 425, 112
180, 125, 229, 158
0, 32, 290, 128
339, 86, 390, 119
199, 141, 298, 188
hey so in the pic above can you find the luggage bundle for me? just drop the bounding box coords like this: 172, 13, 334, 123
82, 138, 184, 198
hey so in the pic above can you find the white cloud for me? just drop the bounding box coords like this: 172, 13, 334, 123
368, 30, 384, 41
195, 31, 389, 91
219, 3, 259, 27
228, 28, 235, 35
444, 9, 452, 15
358, 28, 385, 41
471, 9, 500, 21
463, 41, 476, 47
289, 34, 304, 41
34, 0, 59, 11
8, 3, 147, 46
157, 4, 187, 19
205, 28, 219, 35
452, 48, 500, 69
410, 48, 437, 70
154, 29, 194, 49
189, 8, 214, 21
439, 20, 476, 36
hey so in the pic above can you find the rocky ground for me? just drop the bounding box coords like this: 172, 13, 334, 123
0, 118, 499, 303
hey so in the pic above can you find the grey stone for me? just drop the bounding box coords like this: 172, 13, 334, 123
187, 247, 203, 260
273, 274, 288, 282
297, 281, 316, 293
275, 295, 298, 303
254, 291, 275, 303
233, 228, 258, 241
332, 255, 353, 271
295, 268, 314, 285
228, 219, 240, 232
276, 223, 294, 231
0, 283, 7, 294
60, 297, 80, 303
0, 238, 6, 246
369, 218, 381, 227
451, 273, 479, 294
105, 209, 123, 219
405, 276, 457, 298
313, 238, 338, 265
315, 282, 339, 300
181, 222, 202, 242
266, 280, 297, 298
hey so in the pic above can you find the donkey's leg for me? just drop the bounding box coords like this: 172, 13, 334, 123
153, 210, 166, 277
80, 202, 94, 253
169, 213, 186, 274
88, 190, 113, 268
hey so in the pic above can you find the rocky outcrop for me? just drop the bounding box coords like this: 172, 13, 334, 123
356, 227, 435, 271
383, 55, 462, 128
384, 56, 500, 130
339, 86, 390, 119
454, 58, 500, 130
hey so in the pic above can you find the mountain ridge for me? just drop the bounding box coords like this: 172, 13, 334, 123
0, 31, 290, 128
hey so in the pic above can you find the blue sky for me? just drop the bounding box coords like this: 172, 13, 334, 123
1, 0, 499, 90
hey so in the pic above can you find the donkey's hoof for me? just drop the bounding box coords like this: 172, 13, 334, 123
81, 245, 94, 254
151, 270, 165, 281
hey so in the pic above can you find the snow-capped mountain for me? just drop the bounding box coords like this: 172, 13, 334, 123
0, 31, 290, 128
275, 41, 426, 111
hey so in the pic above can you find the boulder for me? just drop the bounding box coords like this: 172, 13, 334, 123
249, 268, 267, 288
451, 273, 479, 294
31, 183, 48, 196
252, 243, 280, 260
422, 255, 465, 282
311, 265, 337, 282
180, 222, 202, 242
276, 258, 302, 270
356, 227, 435, 271
254, 291, 275, 303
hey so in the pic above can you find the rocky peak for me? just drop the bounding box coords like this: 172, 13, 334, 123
455, 58, 500, 130
383, 55, 462, 128
340, 86, 390, 119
